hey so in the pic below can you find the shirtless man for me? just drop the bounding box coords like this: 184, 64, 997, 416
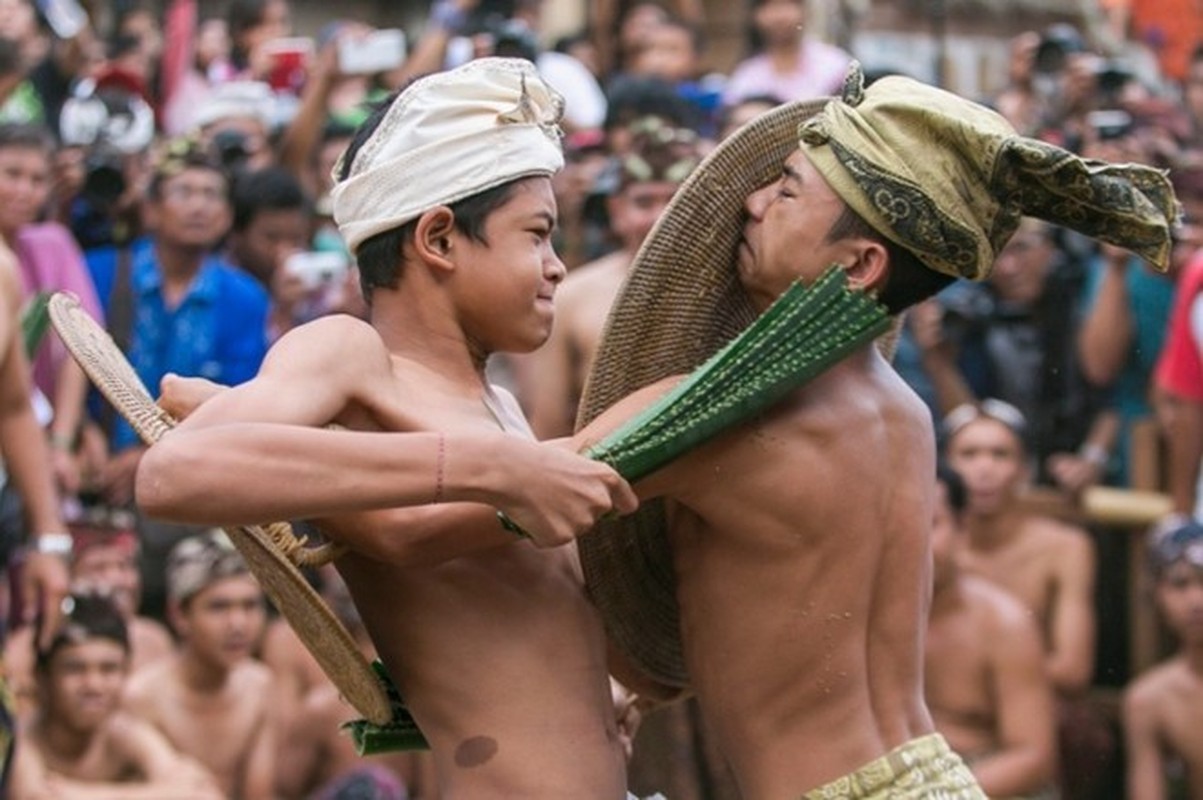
1123, 517, 1203, 799
10, 592, 219, 800
525, 120, 702, 438
925, 465, 1057, 797
123, 530, 275, 799
941, 400, 1097, 695
568, 65, 1175, 797
134, 59, 636, 798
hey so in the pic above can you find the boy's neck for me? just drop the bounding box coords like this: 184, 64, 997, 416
37, 712, 97, 761
966, 506, 1025, 548
371, 298, 493, 390
1184, 640, 1203, 675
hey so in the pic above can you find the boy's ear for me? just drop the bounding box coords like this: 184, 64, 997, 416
412, 207, 458, 272
844, 240, 890, 294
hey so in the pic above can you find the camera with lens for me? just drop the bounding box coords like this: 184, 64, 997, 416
210, 129, 252, 171
59, 69, 155, 208
1094, 60, 1134, 97
82, 142, 127, 208
1033, 23, 1085, 75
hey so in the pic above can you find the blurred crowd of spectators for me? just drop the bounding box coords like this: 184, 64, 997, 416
0, 0, 1202, 797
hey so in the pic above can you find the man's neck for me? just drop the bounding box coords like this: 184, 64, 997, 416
176, 648, 232, 693
154, 240, 208, 285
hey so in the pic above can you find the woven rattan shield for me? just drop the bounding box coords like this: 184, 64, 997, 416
49, 292, 392, 725
576, 98, 866, 693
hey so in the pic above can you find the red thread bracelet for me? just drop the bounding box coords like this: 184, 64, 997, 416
433, 434, 445, 504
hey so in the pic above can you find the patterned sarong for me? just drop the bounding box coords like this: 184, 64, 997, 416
801, 733, 986, 799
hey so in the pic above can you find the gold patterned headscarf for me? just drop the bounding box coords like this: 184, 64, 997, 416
798, 64, 1179, 279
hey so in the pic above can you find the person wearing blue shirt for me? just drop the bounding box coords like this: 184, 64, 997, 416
85, 139, 268, 619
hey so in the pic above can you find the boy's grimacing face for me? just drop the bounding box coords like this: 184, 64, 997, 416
452, 177, 567, 355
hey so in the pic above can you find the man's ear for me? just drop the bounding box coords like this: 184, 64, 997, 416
412, 207, 458, 272
845, 240, 890, 294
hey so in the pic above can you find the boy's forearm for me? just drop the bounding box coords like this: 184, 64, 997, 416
136, 424, 513, 526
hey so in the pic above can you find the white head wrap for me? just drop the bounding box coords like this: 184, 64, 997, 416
331, 57, 566, 255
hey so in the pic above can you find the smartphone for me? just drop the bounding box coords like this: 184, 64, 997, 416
263, 37, 314, 93
285, 251, 349, 290
338, 29, 406, 75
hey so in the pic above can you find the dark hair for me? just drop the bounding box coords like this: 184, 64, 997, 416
936, 462, 967, 515
716, 93, 783, 134
824, 205, 956, 314
604, 75, 699, 133
0, 122, 56, 155
231, 166, 309, 233
336, 88, 523, 303
147, 142, 230, 203
35, 593, 130, 672
745, 0, 803, 56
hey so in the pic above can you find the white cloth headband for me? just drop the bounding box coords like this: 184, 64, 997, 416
331, 58, 565, 255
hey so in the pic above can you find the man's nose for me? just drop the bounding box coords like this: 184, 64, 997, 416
745, 184, 771, 220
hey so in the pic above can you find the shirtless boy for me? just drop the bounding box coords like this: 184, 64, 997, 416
926, 465, 1057, 797
11, 592, 219, 800
569, 66, 1175, 797
1123, 517, 1203, 799
941, 400, 1098, 694
123, 530, 275, 799
5, 530, 172, 716
135, 58, 636, 798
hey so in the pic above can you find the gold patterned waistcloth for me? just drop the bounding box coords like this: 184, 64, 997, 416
801, 733, 986, 799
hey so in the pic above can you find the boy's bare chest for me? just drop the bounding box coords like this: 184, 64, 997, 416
346, 366, 525, 437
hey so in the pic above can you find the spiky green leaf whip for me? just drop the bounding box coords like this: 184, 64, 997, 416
499, 266, 892, 543
341, 661, 430, 754
581, 266, 891, 481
